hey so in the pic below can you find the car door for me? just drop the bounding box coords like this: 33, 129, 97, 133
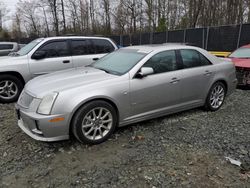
71, 39, 115, 67
71, 39, 97, 67
29, 40, 73, 77
129, 50, 182, 117
178, 49, 215, 104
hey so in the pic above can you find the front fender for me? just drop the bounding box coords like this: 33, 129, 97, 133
51, 78, 130, 128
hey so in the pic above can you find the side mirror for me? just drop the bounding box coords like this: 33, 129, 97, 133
136, 67, 154, 78
32, 51, 47, 60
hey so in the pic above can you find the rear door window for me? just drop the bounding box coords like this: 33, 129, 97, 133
91, 39, 115, 54
71, 40, 93, 55
0, 44, 13, 50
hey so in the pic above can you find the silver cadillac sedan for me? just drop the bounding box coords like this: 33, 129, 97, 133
16, 44, 237, 144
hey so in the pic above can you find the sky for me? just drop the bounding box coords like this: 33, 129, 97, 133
2, 0, 18, 13
1, 0, 18, 28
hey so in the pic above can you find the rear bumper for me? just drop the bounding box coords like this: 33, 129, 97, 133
16, 105, 70, 142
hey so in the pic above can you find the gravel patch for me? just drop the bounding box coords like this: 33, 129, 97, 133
0, 89, 249, 187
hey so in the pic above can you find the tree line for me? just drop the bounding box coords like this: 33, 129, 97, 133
1, 0, 250, 39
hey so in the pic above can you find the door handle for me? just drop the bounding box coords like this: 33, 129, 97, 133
170, 77, 180, 84
204, 70, 212, 76
93, 57, 99, 61
63, 60, 70, 64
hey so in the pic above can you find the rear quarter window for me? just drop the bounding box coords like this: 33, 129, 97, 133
71, 40, 93, 55
180, 49, 212, 69
91, 39, 115, 54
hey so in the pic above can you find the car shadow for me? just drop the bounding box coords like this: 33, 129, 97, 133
237, 86, 250, 90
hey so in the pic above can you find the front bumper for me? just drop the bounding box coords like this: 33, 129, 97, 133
16, 105, 70, 142
236, 68, 250, 86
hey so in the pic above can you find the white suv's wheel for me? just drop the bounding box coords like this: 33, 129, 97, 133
0, 75, 24, 103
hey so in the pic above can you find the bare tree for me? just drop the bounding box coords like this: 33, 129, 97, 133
102, 0, 111, 34
0, 2, 7, 30
16, 0, 40, 36
61, 0, 67, 34
8, 0, 250, 38
12, 13, 22, 40
79, 0, 90, 34
47, 0, 59, 36
37, 0, 50, 36
113, 0, 128, 34
89, 0, 96, 33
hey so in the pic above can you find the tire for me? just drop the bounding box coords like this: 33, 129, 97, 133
0, 74, 24, 103
205, 82, 226, 111
72, 100, 118, 144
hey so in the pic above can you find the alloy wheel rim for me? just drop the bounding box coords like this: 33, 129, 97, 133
210, 85, 225, 109
0, 80, 18, 100
82, 107, 113, 141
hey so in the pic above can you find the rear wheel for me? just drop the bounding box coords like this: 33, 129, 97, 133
72, 100, 118, 144
205, 82, 226, 111
0, 75, 24, 103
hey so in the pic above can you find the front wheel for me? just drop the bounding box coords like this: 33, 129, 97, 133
205, 82, 226, 111
72, 100, 118, 144
0, 75, 24, 103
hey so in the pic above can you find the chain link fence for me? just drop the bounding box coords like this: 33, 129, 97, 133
110, 23, 250, 52
1, 23, 250, 52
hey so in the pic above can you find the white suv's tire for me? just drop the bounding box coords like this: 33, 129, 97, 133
0, 75, 24, 103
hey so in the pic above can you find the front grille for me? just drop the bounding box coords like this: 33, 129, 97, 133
18, 91, 34, 108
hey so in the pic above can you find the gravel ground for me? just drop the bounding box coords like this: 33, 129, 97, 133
0, 89, 249, 188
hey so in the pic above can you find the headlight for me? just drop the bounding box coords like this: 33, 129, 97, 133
37, 92, 58, 115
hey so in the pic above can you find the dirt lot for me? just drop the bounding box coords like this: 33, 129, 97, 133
0, 89, 250, 188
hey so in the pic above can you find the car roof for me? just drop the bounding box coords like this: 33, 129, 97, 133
0, 42, 17, 45
124, 44, 200, 52
42, 36, 112, 41
123, 44, 220, 64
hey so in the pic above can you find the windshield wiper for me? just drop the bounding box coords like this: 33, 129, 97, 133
94, 67, 121, 75
8, 52, 20, 57
96, 67, 111, 74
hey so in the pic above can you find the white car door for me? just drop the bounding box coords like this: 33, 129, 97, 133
29, 40, 73, 77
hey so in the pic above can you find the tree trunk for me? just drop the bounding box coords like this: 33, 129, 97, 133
61, 0, 66, 34
53, 0, 59, 35
42, 6, 50, 36
89, 0, 95, 33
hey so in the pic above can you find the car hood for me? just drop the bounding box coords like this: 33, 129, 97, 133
229, 58, 250, 68
0, 55, 28, 66
25, 67, 118, 98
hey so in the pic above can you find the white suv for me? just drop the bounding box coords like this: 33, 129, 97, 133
0, 36, 118, 103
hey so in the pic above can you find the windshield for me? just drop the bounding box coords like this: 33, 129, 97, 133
229, 48, 250, 58
91, 49, 147, 75
16, 38, 44, 56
